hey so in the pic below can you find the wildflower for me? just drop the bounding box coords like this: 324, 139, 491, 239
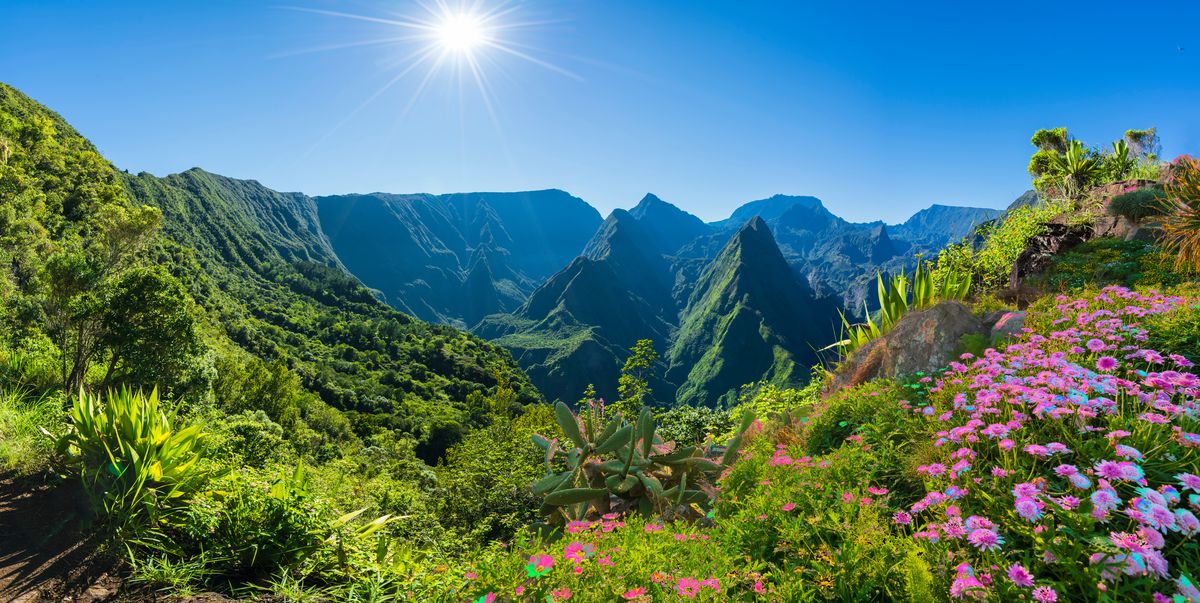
1178, 473, 1200, 493
644, 523, 663, 532
893, 511, 912, 525
967, 528, 1004, 552
563, 541, 594, 562
550, 587, 572, 601
525, 553, 554, 578
1087, 338, 1107, 352
621, 587, 646, 600
699, 577, 720, 592
1014, 496, 1044, 521
754, 581, 766, 594
472, 594, 496, 603
1096, 356, 1118, 371
1007, 564, 1034, 587
1032, 586, 1058, 602
781, 502, 795, 511
676, 577, 700, 598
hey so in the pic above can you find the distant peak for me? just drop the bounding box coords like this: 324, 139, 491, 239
742, 215, 770, 232
638, 193, 664, 205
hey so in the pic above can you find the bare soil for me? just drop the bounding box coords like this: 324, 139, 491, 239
0, 474, 236, 603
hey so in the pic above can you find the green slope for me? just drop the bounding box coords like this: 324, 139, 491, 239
667, 216, 840, 407
122, 168, 541, 458
0, 81, 538, 461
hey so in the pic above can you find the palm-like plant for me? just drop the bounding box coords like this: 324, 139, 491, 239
56, 387, 212, 537
1047, 139, 1103, 200
1159, 155, 1200, 272
826, 262, 971, 357
1105, 139, 1135, 181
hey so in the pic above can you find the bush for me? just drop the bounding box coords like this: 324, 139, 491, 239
1108, 186, 1165, 222
56, 388, 214, 539
1038, 237, 1183, 291
654, 404, 732, 445
1160, 155, 1200, 272
933, 200, 1069, 293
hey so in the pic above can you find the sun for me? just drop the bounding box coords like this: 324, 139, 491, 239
435, 12, 489, 54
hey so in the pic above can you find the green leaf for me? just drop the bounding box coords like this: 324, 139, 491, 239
595, 425, 634, 454
554, 401, 586, 448
544, 487, 608, 506
532, 471, 572, 495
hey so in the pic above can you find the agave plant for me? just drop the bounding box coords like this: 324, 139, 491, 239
1105, 139, 1135, 181
1159, 155, 1200, 272
1046, 139, 1103, 200
55, 387, 213, 536
531, 401, 754, 525
827, 262, 971, 357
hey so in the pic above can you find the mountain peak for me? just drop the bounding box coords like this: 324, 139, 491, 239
627, 194, 711, 255
716, 194, 827, 228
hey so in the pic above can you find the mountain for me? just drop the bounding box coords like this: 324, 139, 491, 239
122, 168, 540, 460
709, 194, 826, 229
479, 189, 846, 405
477, 209, 678, 404
666, 217, 839, 407
627, 193, 713, 255
315, 191, 601, 328
889, 203, 1003, 247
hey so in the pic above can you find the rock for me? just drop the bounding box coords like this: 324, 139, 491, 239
1009, 222, 1091, 287
831, 301, 986, 390
988, 310, 1026, 342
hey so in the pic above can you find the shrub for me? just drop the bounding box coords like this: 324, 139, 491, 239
1038, 237, 1183, 291
654, 404, 733, 445
1160, 155, 1200, 272
56, 388, 214, 539
933, 199, 1070, 293
1108, 186, 1166, 222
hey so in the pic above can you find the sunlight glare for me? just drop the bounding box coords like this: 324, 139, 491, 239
435, 12, 489, 54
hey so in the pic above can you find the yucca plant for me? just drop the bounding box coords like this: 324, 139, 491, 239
827, 262, 971, 357
1104, 139, 1135, 181
56, 387, 212, 538
1159, 155, 1200, 272
1047, 139, 1103, 200
531, 401, 754, 525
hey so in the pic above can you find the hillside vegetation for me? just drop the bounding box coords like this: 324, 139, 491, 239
3, 83, 1200, 603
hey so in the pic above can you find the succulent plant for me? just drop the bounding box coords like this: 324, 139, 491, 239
531, 400, 754, 524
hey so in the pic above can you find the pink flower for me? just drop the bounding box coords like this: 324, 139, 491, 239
550, 587, 572, 601
1096, 356, 1118, 371
644, 523, 663, 532
621, 587, 646, 600
677, 577, 700, 598
1032, 586, 1057, 602
1007, 564, 1034, 587
781, 502, 795, 511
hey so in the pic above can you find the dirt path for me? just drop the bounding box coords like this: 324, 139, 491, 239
0, 474, 119, 602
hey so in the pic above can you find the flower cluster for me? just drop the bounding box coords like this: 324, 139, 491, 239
902, 287, 1199, 601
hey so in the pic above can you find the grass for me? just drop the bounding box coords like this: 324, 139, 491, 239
0, 387, 63, 474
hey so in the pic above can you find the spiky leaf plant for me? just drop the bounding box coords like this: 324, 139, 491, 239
532, 401, 754, 526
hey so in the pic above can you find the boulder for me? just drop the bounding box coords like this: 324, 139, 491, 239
985, 310, 1027, 342
1009, 222, 1091, 287
831, 301, 986, 390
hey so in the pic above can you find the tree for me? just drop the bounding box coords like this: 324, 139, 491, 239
614, 339, 658, 417
99, 265, 201, 394
1125, 128, 1161, 159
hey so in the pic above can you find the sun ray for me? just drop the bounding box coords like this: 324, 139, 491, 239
283, 0, 582, 160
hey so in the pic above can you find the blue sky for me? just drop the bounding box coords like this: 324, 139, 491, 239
2, 0, 1198, 222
